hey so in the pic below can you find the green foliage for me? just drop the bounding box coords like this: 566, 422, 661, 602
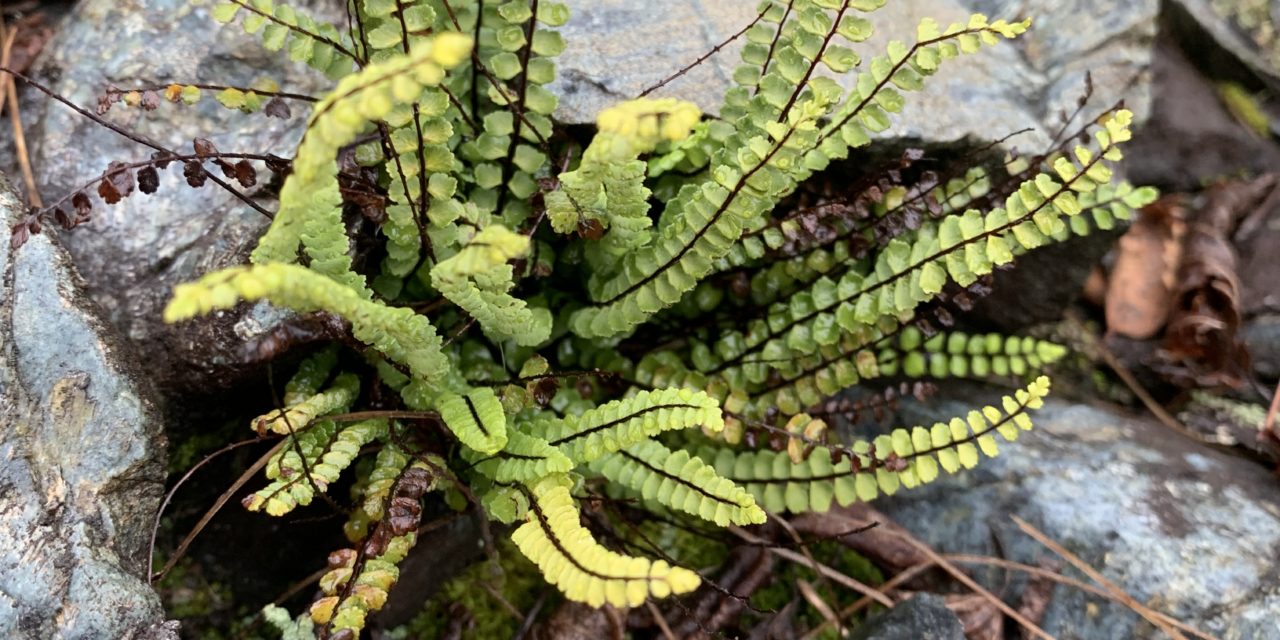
510, 474, 702, 607
158, 0, 1158, 632
711, 376, 1050, 512
590, 439, 767, 526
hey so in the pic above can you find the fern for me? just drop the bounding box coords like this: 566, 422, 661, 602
213, 0, 358, 79
510, 475, 702, 607
165, 263, 450, 386
589, 439, 767, 527
148, 1, 1161, 627
712, 376, 1052, 512
535, 387, 725, 463
429, 224, 552, 345
437, 387, 509, 454
245, 418, 386, 515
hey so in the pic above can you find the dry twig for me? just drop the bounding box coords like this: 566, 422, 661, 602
1011, 515, 1187, 640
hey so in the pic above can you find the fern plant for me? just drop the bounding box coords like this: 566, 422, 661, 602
155, 0, 1156, 634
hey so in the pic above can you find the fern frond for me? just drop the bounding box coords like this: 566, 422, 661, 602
430, 224, 552, 346
164, 263, 451, 387
711, 376, 1051, 512
511, 475, 701, 607
283, 345, 339, 405
536, 387, 724, 464
705, 110, 1138, 384
470, 429, 574, 484
546, 98, 701, 269
253, 372, 359, 435
213, 0, 358, 79
437, 387, 509, 454
568, 14, 1029, 340
250, 31, 473, 294
589, 440, 766, 527
879, 328, 1067, 380
245, 418, 387, 516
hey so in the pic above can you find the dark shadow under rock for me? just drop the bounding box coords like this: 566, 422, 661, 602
1127, 33, 1280, 192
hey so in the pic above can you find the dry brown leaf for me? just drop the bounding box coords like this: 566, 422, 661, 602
945, 592, 1004, 640
1159, 176, 1276, 388
1016, 559, 1062, 639
788, 504, 929, 574
1106, 196, 1187, 339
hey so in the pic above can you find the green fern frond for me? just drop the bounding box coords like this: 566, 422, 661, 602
879, 328, 1068, 380
282, 345, 339, 405
165, 263, 452, 387
469, 429, 574, 484
437, 387, 509, 455
703, 110, 1137, 388
535, 387, 725, 464
711, 376, 1050, 512
250, 31, 473, 293
589, 439, 766, 526
511, 474, 702, 607
430, 224, 552, 346
546, 98, 701, 269
252, 372, 359, 436
567, 13, 1029, 340
245, 418, 387, 516
212, 0, 357, 79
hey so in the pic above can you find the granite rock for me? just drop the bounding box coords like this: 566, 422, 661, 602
0, 173, 174, 638
880, 387, 1280, 639
22, 0, 340, 394
848, 594, 965, 640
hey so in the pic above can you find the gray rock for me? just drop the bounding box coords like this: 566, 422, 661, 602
22, 0, 341, 393
848, 594, 964, 640
1166, 0, 1280, 88
1243, 316, 1280, 381
0, 174, 174, 638
879, 386, 1280, 639
1126, 35, 1280, 192
553, 0, 1157, 149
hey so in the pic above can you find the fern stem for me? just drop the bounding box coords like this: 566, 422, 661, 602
0, 66, 275, 219
775, 0, 850, 123
226, 0, 362, 65
637, 4, 769, 98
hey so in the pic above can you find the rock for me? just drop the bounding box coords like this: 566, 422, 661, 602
0, 174, 174, 638
1126, 35, 1280, 192
878, 385, 1280, 639
848, 594, 965, 640
553, 0, 1157, 148
1165, 0, 1280, 88
21, 0, 341, 394
1243, 316, 1280, 381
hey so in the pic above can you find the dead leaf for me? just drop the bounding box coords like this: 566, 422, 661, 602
1159, 175, 1276, 388
1105, 196, 1187, 339
945, 592, 1003, 640
1016, 559, 1061, 639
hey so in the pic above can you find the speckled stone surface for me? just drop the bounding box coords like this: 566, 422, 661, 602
22, 0, 338, 393
552, 0, 1158, 150
880, 387, 1280, 639
0, 173, 174, 638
